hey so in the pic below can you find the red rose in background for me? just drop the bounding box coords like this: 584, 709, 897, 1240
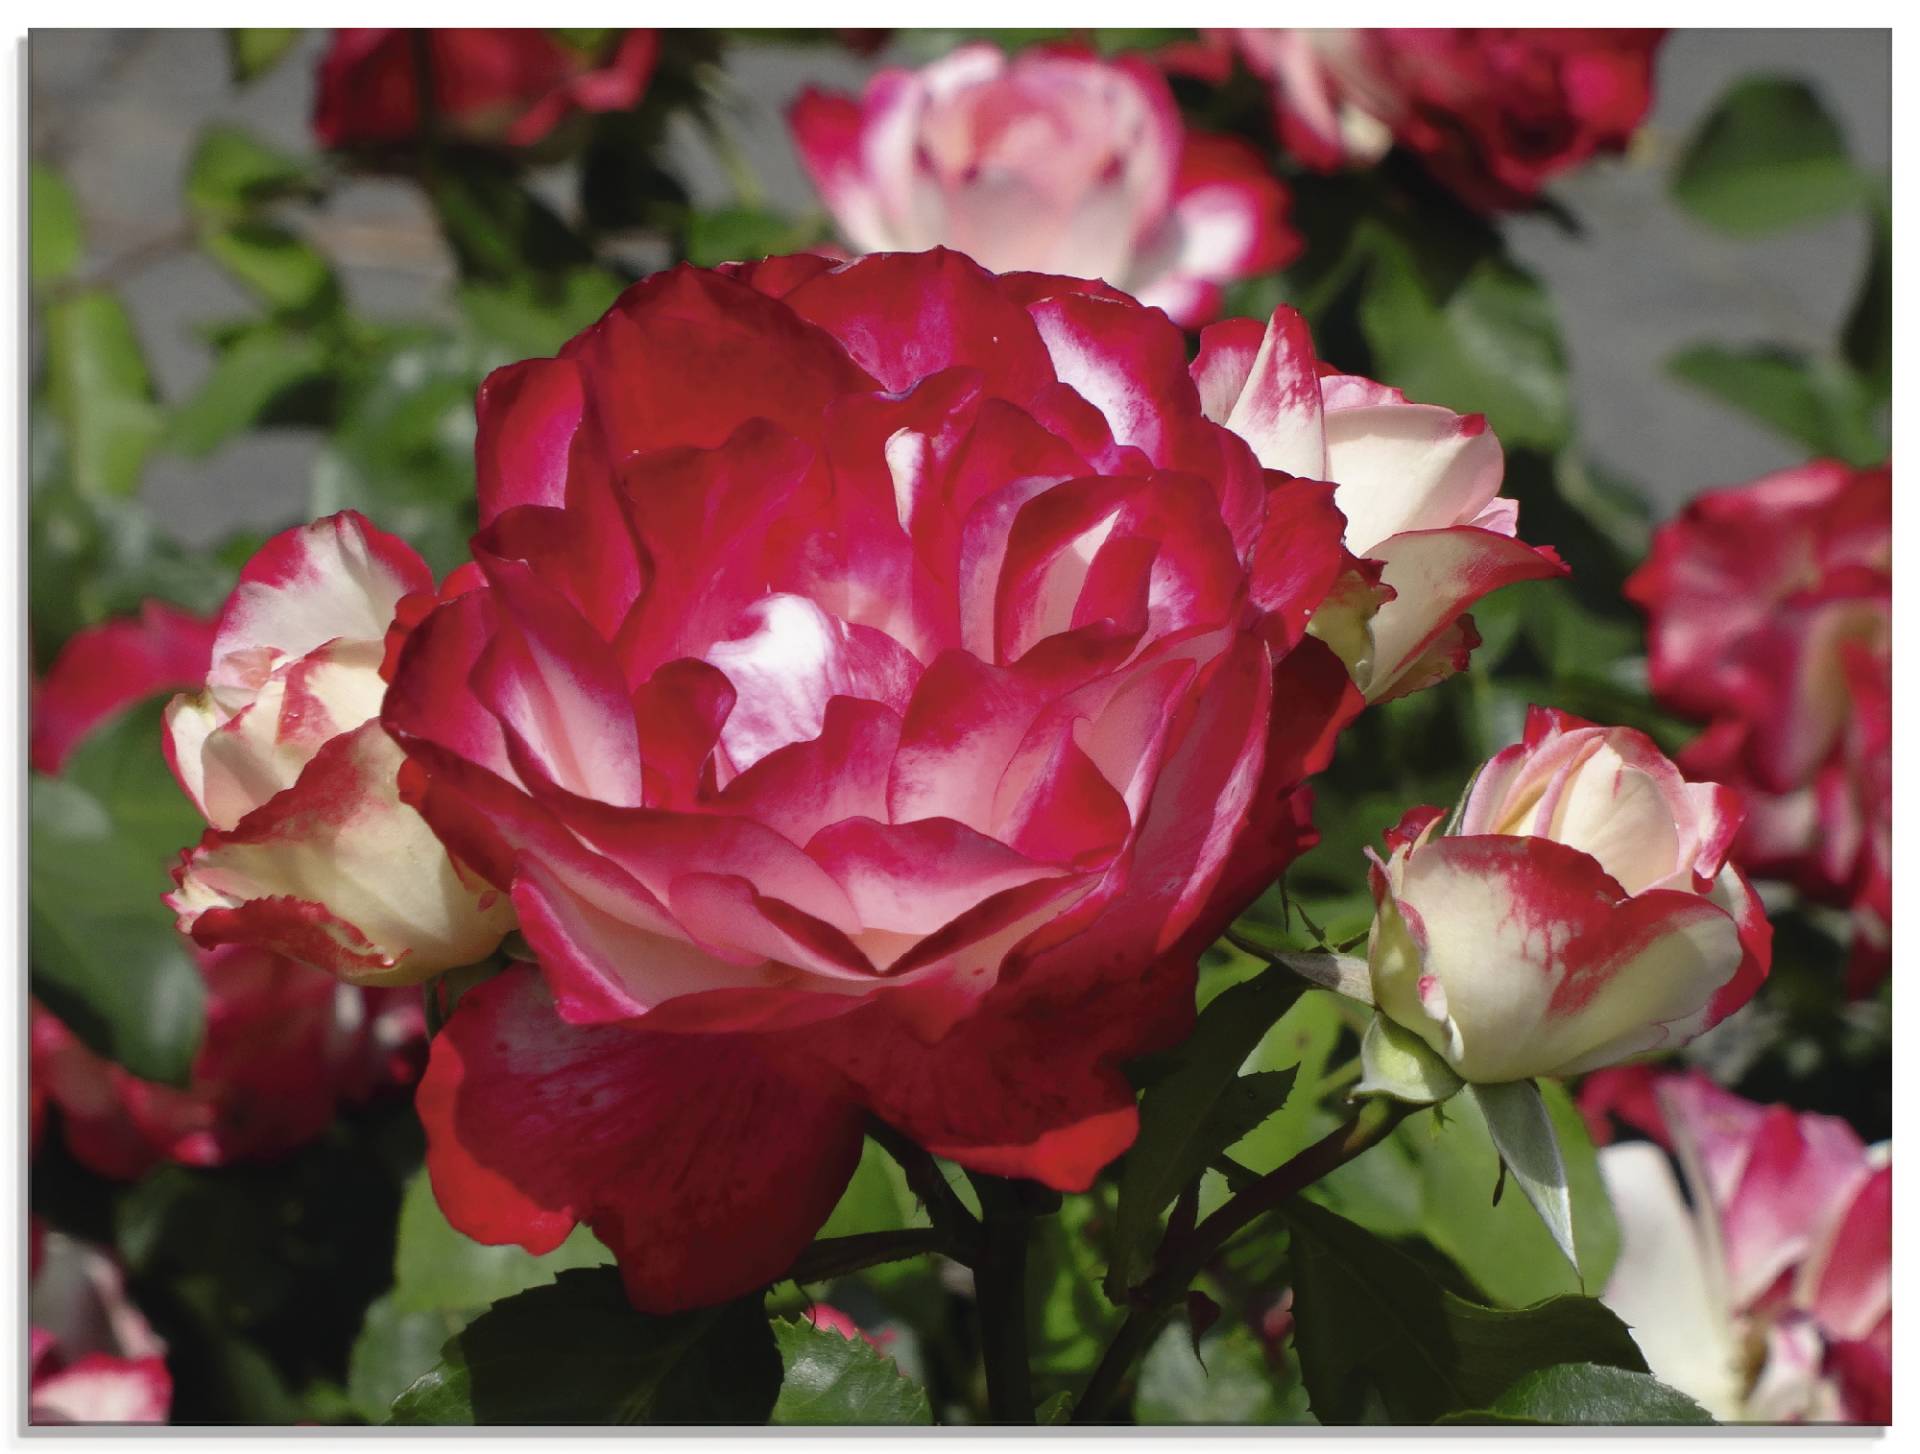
30, 602, 216, 777
790, 45, 1300, 326
1215, 29, 1663, 211
28, 1225, 171, 1425
384, 249, 1363, 1312
1626, 461, 1891, 990
313, 29, 658, 150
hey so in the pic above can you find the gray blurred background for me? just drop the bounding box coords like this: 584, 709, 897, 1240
28, 29, 1891, 547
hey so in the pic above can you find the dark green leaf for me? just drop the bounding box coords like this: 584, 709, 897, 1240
45, 289, 163, 498
430, 160, 593, 284
1284, 1197, 1645, 1425
31, 160, 83, 288
203, 222, 339, 318
29, 774, 205, 1086
1672, 76, 1868, 235
1135, 1323, 1313, 1425
1359, 245, 1570, 451
1441, 1363, 1714, 1426
166, 327, 332, 457
770, 1318, 932, 1425
186, 125, 317, 219
228, 28, 302, 84
348, 1294, 467, 1424
388, 1270, 780, 1425
389, 1168, 612, 1317
1667, 343, 1884, 464
1110, 969, 1305, 1296
1842, 202, 1891, 398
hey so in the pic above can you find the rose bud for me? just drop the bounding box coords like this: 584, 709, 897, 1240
1191, 306, 1564, 701
29, 1224, 171, 1425
789, 44, 1300, 326
1222, 29, 1664, 211
313, 28, 658, 151
1626, 460, 1891, 992
165, 512, 514, 986
384, 250, 1366, 1312
1598, 1073, 1890, 1423
1365, 707, 1769, 1084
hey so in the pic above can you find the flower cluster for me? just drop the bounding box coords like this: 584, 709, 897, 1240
1627, 461, 1892, 990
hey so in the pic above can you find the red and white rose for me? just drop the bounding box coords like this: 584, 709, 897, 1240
1597, 1073, 1890, 1423
1364, 707, 1769, 1083
381, 249, 1364, 1311
1191, 306, 1564, 700
164, 512, 515, 985
28, 1225, 170, 1426
790, 44, 1300, 326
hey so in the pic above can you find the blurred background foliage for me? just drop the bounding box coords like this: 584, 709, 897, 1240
27, 28, 1889, 1425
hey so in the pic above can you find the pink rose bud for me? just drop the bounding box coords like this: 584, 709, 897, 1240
1192, 307, 1564, 701
1367, 707, 1770, 1083
789, 44, 1300, 326
165, 512, 514, 985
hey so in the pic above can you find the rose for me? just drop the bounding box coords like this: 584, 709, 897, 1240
789, 45, 1300, 326
1364, 706, 1768, 1084
1191, 306, 1564, 700
30, 602, 215, 776
28, 1224, 170, 1425
1596, 1073, 1890, 1423
1626, 460, 1891, 990
165, 512, 515, 985
32, 960, 422, 1180
1214, 29, 1663, 211
382, 248, 1365, 1311
313, 28, 657, 150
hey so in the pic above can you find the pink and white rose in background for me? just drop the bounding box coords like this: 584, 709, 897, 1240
1363, 707, 1769, 1084
164, 512, 515, 986
28, 1224, 171, 1425
1626, 460, 1891, 991
1191, 306, 1564, 701
1187, 29, 1663, 212
789, 44, 1301, 326
1595, 1073, 1890, 1423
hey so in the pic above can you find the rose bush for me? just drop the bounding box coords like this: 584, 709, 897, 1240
165, 512, 515, 985
313, 28, 658, 150
1597, 1073, 1890, 1423
1626, 460, 1891, 990
1190, 305, 1564, 700
789, 44, 1300, 325
1364, 707, 1769, 1084
28, 1225, 171, 1425
1214, 29, 1664, 210
380, 248, 1365, 1311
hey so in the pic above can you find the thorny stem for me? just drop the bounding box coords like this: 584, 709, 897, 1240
868, 1119, 977, 1242
787, 1228, 958, 1285
1070, 1097, 1419, 1424
971, 1176, 1039, 1424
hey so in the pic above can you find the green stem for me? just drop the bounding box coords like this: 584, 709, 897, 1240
1071, 1098, 1418, 1424
421, 977, 446, 1040
787, 1228, 957, 1285
869, 1120, 978, 1242
971, 1181, 1036, 1425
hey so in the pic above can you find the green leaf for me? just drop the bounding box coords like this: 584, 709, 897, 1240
817, 1138, 922, 1239
1028, 1186, 1121, 1383
769, 1318, 933, 1425
31, 161, 84, 288
1672, 76, 1868, 235
1667, 343, 1883, 465
429, 160, 593, 284
166, 327, 332, 457
349, 1294, 468, 1424
203, 222, 339, 318
457, 270, 624, 359
228, 28, 302, 84
29, 774, 205, 1086
1135, 1323, 1313, 1425
1109, 969, 1305, 1296
1842, 202, 1891, 398
186, 125, 316, 219
388, 1270, 781, 1425
1355, 1013, 1463, 1106
1359, 244, 1570, 451
1471, 1081, 1575, 1273
684, 207, 827, 268
389, 1168, 612, 1317
45, 289, 163, 498
1284, 1198, 1645, 1425
1442, 1363, 1714, 1426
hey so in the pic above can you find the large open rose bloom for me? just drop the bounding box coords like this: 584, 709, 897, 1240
382, 249, 1364, 1311
28, 1225, 170, 1425
1626, 460, 1891, 990
165, 513, 515, 985
1596, 1073, 1890, 1423
1367, 707, 1768, 1084
789, 45, 1300, 326
314, 28, 658, 150
1214, 29, 1662, 211
1191, 306, 1563, 701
